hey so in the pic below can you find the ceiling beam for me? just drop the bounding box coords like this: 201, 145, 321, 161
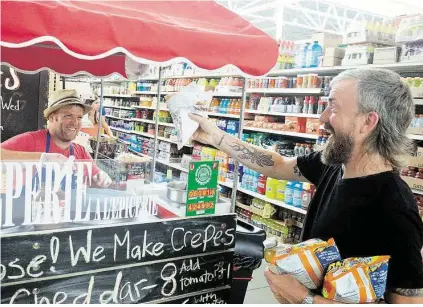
237, 0, 282, 15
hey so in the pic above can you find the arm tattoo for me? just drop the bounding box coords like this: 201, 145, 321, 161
391, 288, 423, 297
293, 165, 303, 177
227, 141, 274, 168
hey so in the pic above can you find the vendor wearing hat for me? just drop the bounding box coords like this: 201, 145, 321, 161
0, 89, 112, 187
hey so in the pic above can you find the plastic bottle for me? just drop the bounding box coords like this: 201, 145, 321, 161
258, 174, 267, 195
276, 180, 287, 201
305, 144, 312, 156
298, 145, 305, 157
293, 182, 303, 208
252, 171, 259, 192
285, 181, 294, 205
303, 96, 309, 114
308, 96, 316, 114
302, 43, 310, 68
301, 183, 311, 210
294, 143, 300, 157
265, 178, 277, 199
309, 41, 323, 68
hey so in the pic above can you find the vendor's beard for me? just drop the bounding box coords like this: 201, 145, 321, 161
321, 126, 355, 166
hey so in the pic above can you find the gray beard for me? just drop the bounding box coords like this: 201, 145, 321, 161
321, 132, 354, 166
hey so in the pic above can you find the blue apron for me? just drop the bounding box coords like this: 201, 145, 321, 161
33, 132, 77, 190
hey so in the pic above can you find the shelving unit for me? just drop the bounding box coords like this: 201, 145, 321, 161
94, 61, 423, 218
243, 127, 319, 139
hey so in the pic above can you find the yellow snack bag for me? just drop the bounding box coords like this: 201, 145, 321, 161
268, 238, 341, 289
322, 256, 390, 303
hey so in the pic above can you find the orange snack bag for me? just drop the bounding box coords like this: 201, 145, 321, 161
322, 256, 390, 303
268, 238, 341, 289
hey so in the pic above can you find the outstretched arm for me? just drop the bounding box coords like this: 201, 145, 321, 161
190, 114, 308, 182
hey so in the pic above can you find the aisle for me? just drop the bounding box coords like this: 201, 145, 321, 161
243, 260, 279, 304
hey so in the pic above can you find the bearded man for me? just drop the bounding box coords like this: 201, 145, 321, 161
189, 68, 423, 304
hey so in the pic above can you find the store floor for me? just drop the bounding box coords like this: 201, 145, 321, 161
243, 260, 279, 304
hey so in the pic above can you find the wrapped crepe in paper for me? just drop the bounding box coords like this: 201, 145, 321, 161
167, 83, 213, 150
322, 256, 390, 303
268, 238, 341, 289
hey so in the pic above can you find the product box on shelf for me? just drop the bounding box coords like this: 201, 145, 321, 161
322, 56, 343, 67
306, 118, 321, 135
312, 32, 343, 51
407, 126, 423, 135
395, 15, 423, 44
373, 46, 401, 64
400, 43, 423, 63
401, 176, 423, 192
324, 47, 345, 58
411, 87, 423, 99
342, 45, 375, 66
403, 147, 423, 168
285, 117, 306, 133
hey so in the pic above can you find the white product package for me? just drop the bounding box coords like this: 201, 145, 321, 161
166, 83, 213, 150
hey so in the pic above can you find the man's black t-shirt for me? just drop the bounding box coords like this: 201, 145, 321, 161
297, 151, 423, 290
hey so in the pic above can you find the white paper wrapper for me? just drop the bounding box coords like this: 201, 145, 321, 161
167, 83, 213, 150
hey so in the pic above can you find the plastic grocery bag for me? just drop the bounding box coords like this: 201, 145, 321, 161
322, 256, 390, 303
166, 83, 213, 150
268, 238, 341, 289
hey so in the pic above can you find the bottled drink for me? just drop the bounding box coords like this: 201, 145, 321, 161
293, 182, 303, 208
301, 183, 311, 210
276, 180, 287, 201
258, 174, 267, 195
285, 181, 294, 205
302, 43, 310, 68
303, 96, 309, 114
265, 178, 277, 199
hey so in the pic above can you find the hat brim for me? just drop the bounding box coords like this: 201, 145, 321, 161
44, 102, 92, 119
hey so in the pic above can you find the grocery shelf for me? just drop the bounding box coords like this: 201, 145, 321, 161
213, 92, 243, 98
408, 134, 423, 141
246, 88, 323, 95
105, 115, 131, 120
103, 105, 134, 110
132, 130, 155, 138
110, 126, 132, 134
267, 62, 423, 77
103, 94, 133, 98
245, 110, 321, 118
237, 187, 307, 215
133, 105, 163, 110
412, 189, 423, 195
116, 139, 132, 146
156, 159, 188, 172
218, 180, 234, 189
162, 72, 241, 79
132, 91, 159, 95
414, 99, 423, 105
207, 112, 241, 119
132, 118, 155, 124
243, 127, 319, 139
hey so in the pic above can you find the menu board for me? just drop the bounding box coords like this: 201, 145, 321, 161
0, 214, 236, 304
0, 65, 48, 141
186, 161, 219, 217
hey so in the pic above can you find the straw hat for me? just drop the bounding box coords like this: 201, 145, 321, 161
44, 89, 92, 119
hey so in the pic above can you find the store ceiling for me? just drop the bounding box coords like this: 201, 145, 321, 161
217, 0, 423, 41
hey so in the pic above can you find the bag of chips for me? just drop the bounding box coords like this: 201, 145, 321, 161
322, 256, 390, 303
268, 238, 341, 289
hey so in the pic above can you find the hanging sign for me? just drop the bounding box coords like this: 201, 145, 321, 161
186, 161, 219, 217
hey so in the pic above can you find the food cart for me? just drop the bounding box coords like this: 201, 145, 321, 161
0, 0, 278, 303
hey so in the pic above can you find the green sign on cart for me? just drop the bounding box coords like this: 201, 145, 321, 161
186, 161, 219, 216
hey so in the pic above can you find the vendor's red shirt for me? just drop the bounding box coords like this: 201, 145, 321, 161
1, 129, 100, 175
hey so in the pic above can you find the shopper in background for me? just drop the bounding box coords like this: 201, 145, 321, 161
82, 96, 114, 138
0, 89, 112, 188
190, 68, 423, 304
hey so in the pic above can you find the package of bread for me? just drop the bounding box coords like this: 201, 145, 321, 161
322, 256, 390, 303
268, 238, 341, 289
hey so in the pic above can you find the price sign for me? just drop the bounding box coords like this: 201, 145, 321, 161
186, 161, 219, 217
0, 214, 236, 304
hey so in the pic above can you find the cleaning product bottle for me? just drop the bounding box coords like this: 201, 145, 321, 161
276, 180, 287, 201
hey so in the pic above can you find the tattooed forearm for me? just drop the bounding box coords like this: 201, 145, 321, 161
227, 141, 274, 168
391, 288, 423, 297
293, 165, 303, 177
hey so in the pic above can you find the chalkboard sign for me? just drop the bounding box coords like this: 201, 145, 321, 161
0, 65, 48, 141
0, 214, 236, 304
